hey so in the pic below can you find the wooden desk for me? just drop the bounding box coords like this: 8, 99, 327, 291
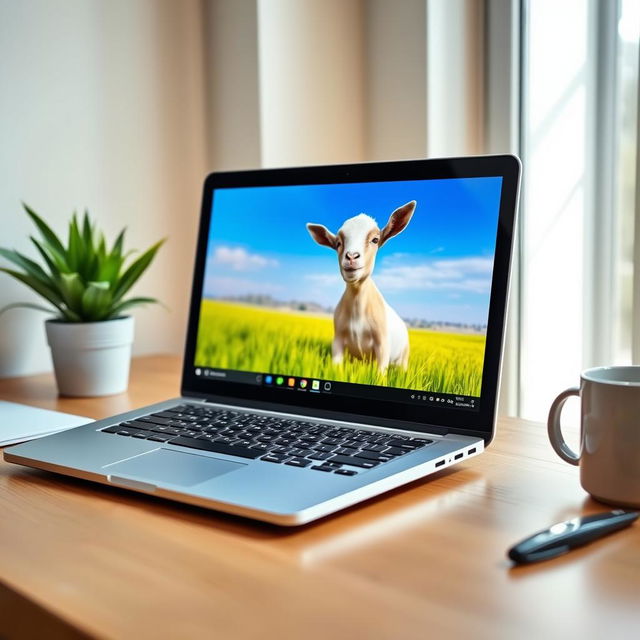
0, 355, 638, 639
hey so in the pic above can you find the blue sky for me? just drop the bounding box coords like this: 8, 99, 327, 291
202, 177, 503, 325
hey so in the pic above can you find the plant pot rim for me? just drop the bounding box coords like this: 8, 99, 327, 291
45, 315, 132, 325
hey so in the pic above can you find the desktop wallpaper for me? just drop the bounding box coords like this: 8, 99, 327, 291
194, 177, 503, 396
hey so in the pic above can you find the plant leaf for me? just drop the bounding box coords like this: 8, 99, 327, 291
105, 296, 159, 319
82, 210, 93, 250
97, 252, 123, 285
0, 267, 76, 319
112, 239, 165, 302
67, 213, 82, 272
30, 236, 61, 279
0, 247, 55, 288
111, 228, 126, 259
58, 272, 85, 313
81, 281, 112, 320
0, 302, 59, 318
22, 203, 67, 258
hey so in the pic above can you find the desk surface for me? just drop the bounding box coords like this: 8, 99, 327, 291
0, 355, 638, 639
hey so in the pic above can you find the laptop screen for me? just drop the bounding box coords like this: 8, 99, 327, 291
183, 158, 519, 439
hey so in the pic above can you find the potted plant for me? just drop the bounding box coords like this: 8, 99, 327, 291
0, 204, 164, 396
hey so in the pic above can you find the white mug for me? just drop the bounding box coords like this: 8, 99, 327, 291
547, 366, 640, 508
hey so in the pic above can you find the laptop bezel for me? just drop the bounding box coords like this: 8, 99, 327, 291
180, 156, 520, 443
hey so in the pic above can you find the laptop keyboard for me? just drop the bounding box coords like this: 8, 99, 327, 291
100, 403, 433, 476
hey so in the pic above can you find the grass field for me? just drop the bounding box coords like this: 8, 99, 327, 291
195, 300, 486, 396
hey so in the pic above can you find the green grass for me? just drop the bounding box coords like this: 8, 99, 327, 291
195, 300, 486, 396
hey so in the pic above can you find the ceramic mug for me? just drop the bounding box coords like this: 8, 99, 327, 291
547, 366, 640, 508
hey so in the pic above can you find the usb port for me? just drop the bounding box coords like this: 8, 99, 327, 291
454, 453, 463, 460
468, 447, 477, 455
435, 460, 445, 468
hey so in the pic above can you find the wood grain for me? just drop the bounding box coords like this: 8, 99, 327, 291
0, 356, 638, 639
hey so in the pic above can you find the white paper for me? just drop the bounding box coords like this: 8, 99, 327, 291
0, 401, 93, 446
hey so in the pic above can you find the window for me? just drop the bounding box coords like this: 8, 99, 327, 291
518, 0, 640, 420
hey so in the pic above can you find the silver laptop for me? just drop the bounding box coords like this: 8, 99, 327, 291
4, 156, 520, 525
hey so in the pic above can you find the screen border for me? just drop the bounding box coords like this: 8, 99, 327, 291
181, 155, 520, 443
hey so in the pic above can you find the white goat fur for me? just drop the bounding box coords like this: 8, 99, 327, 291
306, 201, 416, 373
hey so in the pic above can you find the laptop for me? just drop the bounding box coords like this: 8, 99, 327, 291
4, 155, 520, 525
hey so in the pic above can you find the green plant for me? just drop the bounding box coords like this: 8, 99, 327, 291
0, 204, 164, 322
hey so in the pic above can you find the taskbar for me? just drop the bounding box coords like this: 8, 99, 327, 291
193, 366, 481, 412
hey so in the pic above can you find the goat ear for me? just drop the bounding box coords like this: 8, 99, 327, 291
306, 223, 337, 249
379, 201, 416, 246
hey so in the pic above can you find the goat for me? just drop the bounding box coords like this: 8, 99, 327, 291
306, 201, 416, 373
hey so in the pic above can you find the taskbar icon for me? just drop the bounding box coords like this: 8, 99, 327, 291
262, 373, 331, 393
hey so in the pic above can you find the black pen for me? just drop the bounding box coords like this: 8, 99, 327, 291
508, 509, 639, 565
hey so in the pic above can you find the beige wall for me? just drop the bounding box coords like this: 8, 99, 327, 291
257, 0, 366, 167
204, 0, 261, 170
0, 0, 207, 376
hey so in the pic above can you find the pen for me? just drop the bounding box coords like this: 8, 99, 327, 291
508, 509, 639, 565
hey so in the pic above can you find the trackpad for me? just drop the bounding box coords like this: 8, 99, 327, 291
103, 448, 245, 486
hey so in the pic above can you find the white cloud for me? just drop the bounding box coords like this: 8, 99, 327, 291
375, 256, 494, 294
204, 276, 283, 298
211, 246, 278, 272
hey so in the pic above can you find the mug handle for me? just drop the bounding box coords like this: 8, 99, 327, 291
547, 387, 580, 465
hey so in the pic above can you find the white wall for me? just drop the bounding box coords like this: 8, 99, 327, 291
0, 0, 207, 377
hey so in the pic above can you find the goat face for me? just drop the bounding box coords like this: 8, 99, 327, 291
306, 201, 417, 284
336, 214, 380, 283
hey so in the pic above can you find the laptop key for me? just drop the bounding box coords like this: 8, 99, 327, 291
382, 446, 408, 456
308, 452, 332, 461
310, 465, 333, 472
313, 444, 336, 453
169, 437, 263, 459
335, 447, 359, 456
261, 455, 287, 463
147, 434, 174, 442
328, 455, 379, 469
361, 444, 388, 453
335, 469, 358, 476
285, 458, 311, 468
293, 449, 314, 458
121, 420, 154, 431
355, 451, 392, 462
101, 425, 120, 434
139, 416, 172, 426
386, 438, 429, 449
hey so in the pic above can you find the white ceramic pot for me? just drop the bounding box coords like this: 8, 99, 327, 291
45, 316, 134, 397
